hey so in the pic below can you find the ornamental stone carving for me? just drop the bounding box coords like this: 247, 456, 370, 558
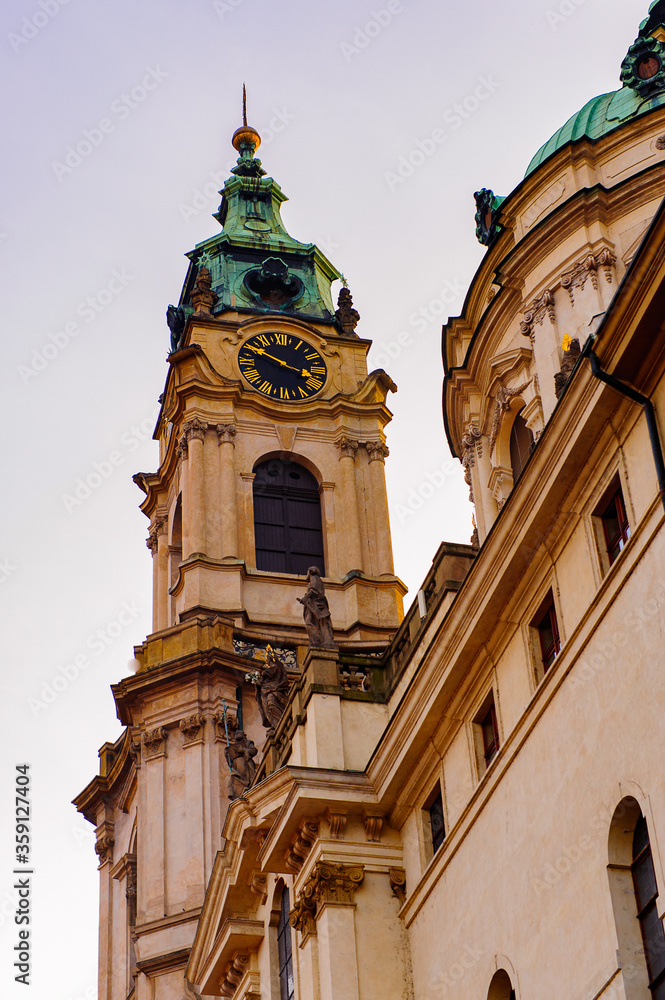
146, 514, 167, 553
95, 834, 115, 866
284, 818, 319, 874
389, 867, 407, 905
248, 870, 268, 904
365, 440, 389, 463
335, 286, 360, 336
183, 417, 207, 443
337, 437, 359, 459
191, 264, 217, 316
298, 567, 336, 649
216, 422, 237, 445
225, 730, 258, 800
519, 288, 555, 341
142, 727, 168, 758
325, 809, 347, 839
290, 861, 365, 936
179, 713, 206, 744
554, 338, 582, 399
176, 435, 188, 460
363, 813, 384, 843
561, 248, 615, 304
220, 952, 250, 998
488, 380, 532, 458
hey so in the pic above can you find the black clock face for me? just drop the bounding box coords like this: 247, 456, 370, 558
238, 332, 328, 401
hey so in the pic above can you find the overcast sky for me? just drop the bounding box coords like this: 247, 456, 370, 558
0, 0, 651, 997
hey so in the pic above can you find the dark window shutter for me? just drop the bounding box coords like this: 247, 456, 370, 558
253, 460, 325, 575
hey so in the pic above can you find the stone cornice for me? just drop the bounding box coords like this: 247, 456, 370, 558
72, 728, 136, 826
371, 210, 665, 819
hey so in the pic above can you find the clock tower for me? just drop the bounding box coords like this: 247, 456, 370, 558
138, 116, 406, 646
75, 113, 405, 1000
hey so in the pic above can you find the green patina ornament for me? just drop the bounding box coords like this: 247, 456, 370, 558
474, 188, 505, 247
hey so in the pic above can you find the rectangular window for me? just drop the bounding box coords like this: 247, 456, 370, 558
533, 594, 560, 674
480, 702, 500, 767
473, 692, 500, 777
277, 889, 294, 1000
600, 485, 630, 566
428, 788, 445, 854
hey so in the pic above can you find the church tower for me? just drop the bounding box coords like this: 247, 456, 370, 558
74, 111, 405, 1000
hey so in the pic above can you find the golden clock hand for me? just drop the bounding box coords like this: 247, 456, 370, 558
249, 346, 312, 375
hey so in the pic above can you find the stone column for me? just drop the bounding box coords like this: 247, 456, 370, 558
365, 442, 394, 576
216, 423, 238, 558
183, 418, 207, 557
177, 435, 189, 560
337, 438, 364, 573
239, 472, 257, 568
291, 862, 364, 1000
141, 728, 167, 922
179, 715, 207, 908
147, 515, 168, 633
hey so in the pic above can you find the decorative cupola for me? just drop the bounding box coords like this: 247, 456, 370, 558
167, 94, 353, 343
445, 1, 665, 545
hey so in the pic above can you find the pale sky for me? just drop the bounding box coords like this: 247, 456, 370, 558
0, 0, 650, 996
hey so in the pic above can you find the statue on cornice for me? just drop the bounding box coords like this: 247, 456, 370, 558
252, 646, 290, 732
298, 566, 337, 649
224, 730, 258, 800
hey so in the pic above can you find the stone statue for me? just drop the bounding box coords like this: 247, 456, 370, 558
166, 304, 186, 353
253, 647, 290, 731
224, 730, 258, 800
298, 566, 337, 649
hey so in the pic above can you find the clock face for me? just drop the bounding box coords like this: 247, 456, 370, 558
238, 332, 328, 401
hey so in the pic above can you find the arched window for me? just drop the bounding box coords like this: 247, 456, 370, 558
509, 408, 534, 482
632, 815, 665, 997
277, 887, 294, 1000
253, 459, 324, 575
487, 969, 515, 1000
608, 797, 665, 999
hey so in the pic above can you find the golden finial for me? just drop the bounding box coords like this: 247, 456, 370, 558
232, 83, 261, 153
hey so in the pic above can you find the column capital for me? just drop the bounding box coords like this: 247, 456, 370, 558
290, 861, 365, 938
146, 514, 167, 553
365, 441, 389, 463
142, 726, 168, 759
183, 416, 208, 442
216, 422, 237, 445
337, 437, 359, 459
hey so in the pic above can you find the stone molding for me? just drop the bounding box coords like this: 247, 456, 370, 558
284, 818, 319, 874
220, 952, 249, 998
520, 247, 616, 339
142, 726, 168, 759
179, 713, 206, 745
248, 870, 268, 905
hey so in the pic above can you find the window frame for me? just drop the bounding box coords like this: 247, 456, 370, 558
471, 688, 501, 779
532, 592, 561, 676
277, 886, 295, 1000
589, 470, 632, 579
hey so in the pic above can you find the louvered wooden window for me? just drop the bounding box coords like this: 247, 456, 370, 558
480, 701, 500, 767
601, 485, 630, 565
253, 460, 324, 575
534, 595, 560, 673
632, 815, 665, 998
428, 788, 445, 853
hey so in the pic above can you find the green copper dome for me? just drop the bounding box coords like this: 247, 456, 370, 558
525, 0, 665, 177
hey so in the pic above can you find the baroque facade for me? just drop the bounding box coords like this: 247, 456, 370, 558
76, 5, 665, 1000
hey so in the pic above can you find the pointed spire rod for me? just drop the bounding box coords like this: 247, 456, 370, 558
232, 85, 261, 156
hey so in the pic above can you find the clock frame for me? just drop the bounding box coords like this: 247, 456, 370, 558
237, 332, 328, 401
